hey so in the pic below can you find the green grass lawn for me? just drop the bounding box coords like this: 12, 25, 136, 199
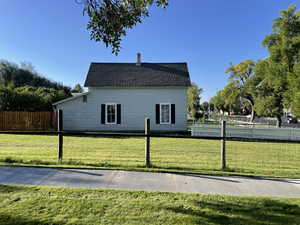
0, 134, 299, 178
0, 184, 300, 225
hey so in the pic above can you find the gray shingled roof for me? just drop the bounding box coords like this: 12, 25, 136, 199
84, 63, 191, 87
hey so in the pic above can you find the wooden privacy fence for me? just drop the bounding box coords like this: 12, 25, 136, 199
0, 111, 56, 131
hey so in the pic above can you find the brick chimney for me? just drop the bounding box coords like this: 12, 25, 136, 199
136, 53, 141, 66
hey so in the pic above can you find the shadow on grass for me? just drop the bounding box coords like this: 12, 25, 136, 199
150, 164, 223, 172
0, 184, 32, 193
0, 212, 64, 225
0, 158, 53, 165
0, 157, 126, 169
166, 198, 300, 225
1, 157, 299, 179
65, 135, 140, 139
0, 157, 232, 172
149, 164, 246, 175
0, 158, 276, 176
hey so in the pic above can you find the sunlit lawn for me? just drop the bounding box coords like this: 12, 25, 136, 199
0, 184, 300, 225
0, 134, 299, 178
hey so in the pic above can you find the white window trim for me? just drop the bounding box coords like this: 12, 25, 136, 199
105, 103, 117, 125
160, 103, 171, 125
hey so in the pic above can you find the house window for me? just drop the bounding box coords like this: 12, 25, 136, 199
106, 103, 116, 124
160, 103, 171, 124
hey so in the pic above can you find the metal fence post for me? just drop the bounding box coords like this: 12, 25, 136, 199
145, 118, 151, 167
58, 109, 63, 163
221, 120, 226, 170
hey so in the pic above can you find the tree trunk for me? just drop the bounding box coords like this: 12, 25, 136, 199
276, 115, 282, 128
250, 105, 255, 123
243, 97, 255, 123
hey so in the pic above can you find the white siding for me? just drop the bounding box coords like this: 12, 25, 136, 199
55, 87, 188, 131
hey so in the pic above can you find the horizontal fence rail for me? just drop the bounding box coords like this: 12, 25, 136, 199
1, 131, 300, 143
0, 112, 299, 177
192, 124, 300, 141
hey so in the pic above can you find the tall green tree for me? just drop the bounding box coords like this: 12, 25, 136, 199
0, 60, 71, 93
187, 83, 202, 120
222, 81, 241, 114
0, 60, 72, 111
200, 101, 209, 112
0, 61, 18, 87
254, 59, 286, 127
82, 0, 169, 54
255, 5, 300, 126
225, 60, 256, 121
290, 63, 300, 115
210, 90, 228, 114
72, 84, 84, 93
0, 86, 70, 111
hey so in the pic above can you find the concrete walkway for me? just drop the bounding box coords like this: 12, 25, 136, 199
0, 166, 299, 197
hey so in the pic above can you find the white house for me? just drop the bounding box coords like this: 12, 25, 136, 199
53, 54, 191, 132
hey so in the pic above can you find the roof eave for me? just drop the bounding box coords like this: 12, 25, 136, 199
85, 85, 191, 88
52, 92, 90, 106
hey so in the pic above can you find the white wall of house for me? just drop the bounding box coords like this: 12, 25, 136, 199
55, 87, 188, 132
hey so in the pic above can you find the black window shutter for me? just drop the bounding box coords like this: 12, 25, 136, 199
83, 95, 87, 103
171, 104, 175, 124
101, 104, 105, 124
117, 104, 121, 124
156, 104, 160, 124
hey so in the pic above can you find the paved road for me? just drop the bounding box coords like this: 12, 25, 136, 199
0, 166, 299, 197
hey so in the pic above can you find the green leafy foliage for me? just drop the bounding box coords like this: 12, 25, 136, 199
0, 86, 70, 111
83, 0, 168, 54
222, 82, 240, 112
200, 101, 209, 111
72, 83, 84, 93
0, 60, 71, 111
291, 91, 300, 116
226, 60, 256, 86
211, 60, 256, 118
254, 59, 285, 121
254, 5, 300, 125
210, 90, 227, 113
211, 5, 300, 126
187, 83, 202, 120
226, 60, 256, 118
0, 60, 71, 92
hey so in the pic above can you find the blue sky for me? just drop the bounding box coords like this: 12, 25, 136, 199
1, 0, 300, 101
